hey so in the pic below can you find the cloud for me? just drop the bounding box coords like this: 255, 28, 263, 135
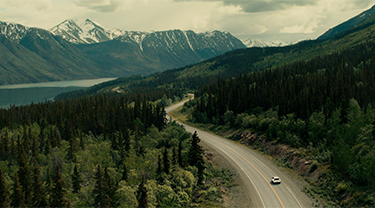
173, 0, 318, 13
73, 0, 123, 12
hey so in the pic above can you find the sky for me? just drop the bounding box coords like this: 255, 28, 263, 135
1, 0, 375, 43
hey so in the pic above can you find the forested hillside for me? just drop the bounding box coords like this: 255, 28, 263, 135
180, 39, 375, 206
0, 90, 231, 207
57, 13, 375, 101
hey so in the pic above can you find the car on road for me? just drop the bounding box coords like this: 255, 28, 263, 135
271, 176, 281, 184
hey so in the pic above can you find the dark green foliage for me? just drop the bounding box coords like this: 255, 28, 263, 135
32, 165, 48, 208
178, 141, 185, 168
163, 147, 170, 175
188, 131, 205, 185
50, 164, 69, 208
0, 131, 10, 161
71, 164, 82, 194
16, 141, 32, 205
93, 165, 111, 208
0, 167, 10, 208
121, 162, 128, 182
136, 173, 148, 208
10, 172, 26, 208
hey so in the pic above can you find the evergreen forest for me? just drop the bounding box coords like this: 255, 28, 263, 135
0, 90, 231, 207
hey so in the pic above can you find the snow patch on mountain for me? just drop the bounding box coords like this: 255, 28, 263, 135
242, 38, 289, 48
0, 21, 30, 42
49, 18, 125, 44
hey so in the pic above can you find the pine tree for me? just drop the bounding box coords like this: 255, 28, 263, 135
93, 165, 111, 208
178, 141, 185, 168
31, 165, 48, 207
0, 167, 10, 208
188, 131, 203, 166
50, 164, 69, 208
17, 140, 32, 206
31, 135, 39, 159
188, 131, 205, 185
136, 173, 148, 208
172, 147, 177, 166
104, 166, 118, 207
163, 147, 170, 175
71, 164, 82, 194
121, 162, 128, 182
0, 131, 10, 161
156, 155, 162, 175
10, 172, 26, 208
79, 130, 85, 150
66, 137, 77, 162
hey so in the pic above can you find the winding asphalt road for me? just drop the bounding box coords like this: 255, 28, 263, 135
166, 99, 312, 208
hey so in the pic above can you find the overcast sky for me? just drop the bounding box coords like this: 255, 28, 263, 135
1, 0, 375, 43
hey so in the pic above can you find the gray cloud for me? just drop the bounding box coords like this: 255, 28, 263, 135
173, 0, 318, 13
74, 0, 122, 12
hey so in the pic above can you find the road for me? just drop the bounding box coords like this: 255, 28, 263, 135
166, 99, 312, 208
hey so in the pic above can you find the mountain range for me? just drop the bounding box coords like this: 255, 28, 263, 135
0, 19, 245, 85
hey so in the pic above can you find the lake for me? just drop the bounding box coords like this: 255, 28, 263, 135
0, 78, 116, 108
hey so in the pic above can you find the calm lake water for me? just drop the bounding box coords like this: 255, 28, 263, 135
0, 78, 116, 108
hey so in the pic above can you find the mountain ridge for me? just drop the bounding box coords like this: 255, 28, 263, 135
318, 4, 375, 40
0, 19, 246, 85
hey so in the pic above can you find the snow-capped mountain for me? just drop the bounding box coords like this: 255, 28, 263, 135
49, 18, 125, 44
0, 21, 30, 43
50, 18, 245, 54
242, 38, 289, 48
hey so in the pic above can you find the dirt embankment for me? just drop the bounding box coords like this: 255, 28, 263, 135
237, 131, 322, 182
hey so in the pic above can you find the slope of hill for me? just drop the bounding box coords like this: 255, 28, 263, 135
0, 21, 113, 85
318, 4, 375, 40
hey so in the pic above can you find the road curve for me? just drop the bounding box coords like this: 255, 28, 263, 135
166, 99, 312, 208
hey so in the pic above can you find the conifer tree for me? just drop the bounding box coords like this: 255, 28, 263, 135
93, 165, 111, 208
10, 172, 26, 208
50, 164, 69, 208
71, 164, 82, 194
31, 135, 39, 159
178, 141, 185, 168
17, 140, 32, 205
172, 146, 177, 166
188, 131, 203, 166
156, 155, 162, 175
104, 166, 118, 207
66, 137, 77, 162
136, 173, 148, 208
79, 130, 85, 150
0, 131, 10, 161
44, 136, 51, 155
121, 162, 128, 182
31, 165, 48, 207
163, 147, 170, 175
0, 167, 10, 208
188, 131, 205, 185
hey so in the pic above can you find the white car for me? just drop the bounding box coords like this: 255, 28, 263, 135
271, 176, 281, 184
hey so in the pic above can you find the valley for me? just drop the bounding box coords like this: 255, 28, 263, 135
2, 3, 375, 208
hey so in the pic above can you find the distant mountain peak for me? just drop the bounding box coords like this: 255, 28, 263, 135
49, 18, 124, 44
242, 38, 289, 48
